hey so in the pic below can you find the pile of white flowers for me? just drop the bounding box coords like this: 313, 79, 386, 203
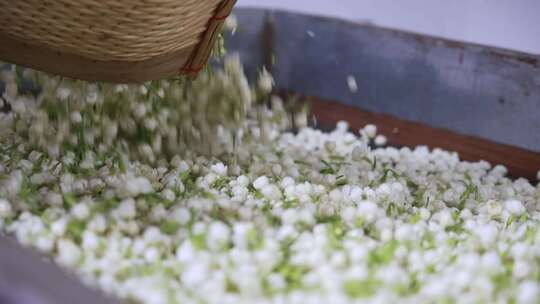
1, 44, 540, 304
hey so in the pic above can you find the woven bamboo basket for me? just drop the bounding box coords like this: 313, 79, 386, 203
0, 0, 236, 83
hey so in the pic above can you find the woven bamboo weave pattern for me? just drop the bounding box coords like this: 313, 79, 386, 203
0, 0, 222, 62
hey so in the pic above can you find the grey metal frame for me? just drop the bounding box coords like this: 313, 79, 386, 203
0, 237, 115, 304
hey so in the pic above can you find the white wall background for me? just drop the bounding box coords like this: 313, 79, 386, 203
237, 0, 540, 55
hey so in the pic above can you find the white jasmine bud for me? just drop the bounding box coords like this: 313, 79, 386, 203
0, 199, 12, 218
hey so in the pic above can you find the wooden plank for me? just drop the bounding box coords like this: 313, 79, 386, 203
304, 95, 540, 181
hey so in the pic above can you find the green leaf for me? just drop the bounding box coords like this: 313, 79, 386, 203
329, 155, 345, 161
62, 193, 78, 209
94, 197, 120, 213
283, 198, 299, 209
506, 215, 516, 228
409, 212, 423, 224
492, 271, 512, 292
368, 240, 399, 267
343, 278, 381, 298
394, 272, 421, 296
412, 187, 427, 207
319, 159, 336, 175
211, 176, 230, 190
160, 221, 180, 235
66, 219, 87, 244
335, 176, 348, 187
248, 184, 264, 199
191, 233, 207, 250
457, 177, 479, 210
179, 170, 199, 196
406, 178, 419, 193
246, 228, 264, 250
379, 167, 401, 184
225, 277, 240, 293
276, 263, 308, 291
294, 160, 310, 166
354, 217, 365, 228
445, 223, 466, 234
524, 226, 537, 243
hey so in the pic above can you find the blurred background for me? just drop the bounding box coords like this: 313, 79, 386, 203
238, 0, 540, 54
